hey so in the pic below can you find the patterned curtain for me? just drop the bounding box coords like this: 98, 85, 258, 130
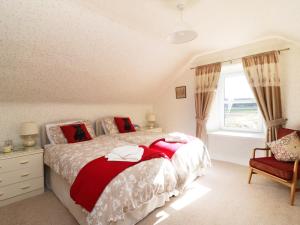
242, 51, 286, 142
195, 62, 221, 145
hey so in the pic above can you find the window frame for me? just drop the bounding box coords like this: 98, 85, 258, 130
218, 66, 264, 133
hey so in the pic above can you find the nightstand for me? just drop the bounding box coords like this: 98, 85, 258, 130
144, 127, 163, 133
0, 148, 44, 207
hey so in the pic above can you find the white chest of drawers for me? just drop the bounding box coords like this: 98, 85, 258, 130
0, 148, 44, 207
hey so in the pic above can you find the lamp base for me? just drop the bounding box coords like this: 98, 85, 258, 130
147, 122, 155, 129
22, 135, 37, 148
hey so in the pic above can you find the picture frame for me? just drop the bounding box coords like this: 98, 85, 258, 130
175, 86, 186, 99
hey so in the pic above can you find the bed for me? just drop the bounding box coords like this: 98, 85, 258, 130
42, 121, 178, 225
95, 118, 211, 191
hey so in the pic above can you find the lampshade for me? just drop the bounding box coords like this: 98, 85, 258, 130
20, 122, 39, 136
167, 3, 198, 44
147, 114, 156, 122
167, 30, 198, 44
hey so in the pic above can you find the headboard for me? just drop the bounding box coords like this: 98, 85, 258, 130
40, 123, 50, 148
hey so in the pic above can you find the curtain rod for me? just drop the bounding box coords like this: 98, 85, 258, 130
190, 48, 290, 70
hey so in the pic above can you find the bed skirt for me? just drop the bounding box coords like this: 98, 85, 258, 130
45, 166, 173, 225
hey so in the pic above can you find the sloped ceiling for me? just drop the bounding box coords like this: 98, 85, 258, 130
0, 0, 300, 103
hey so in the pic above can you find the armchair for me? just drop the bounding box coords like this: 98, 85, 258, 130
248, 128, 300, 205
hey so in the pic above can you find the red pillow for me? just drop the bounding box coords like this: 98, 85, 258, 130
277, 128, 300, 139
60, 123, 92, 143
114, 117, 136, 133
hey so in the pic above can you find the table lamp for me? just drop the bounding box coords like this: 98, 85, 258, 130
20, 122, 39, 149
147, 113, 156, 129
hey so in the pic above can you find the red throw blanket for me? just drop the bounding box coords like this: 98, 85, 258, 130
70, 146, 167, 212
149, 138, 187, 159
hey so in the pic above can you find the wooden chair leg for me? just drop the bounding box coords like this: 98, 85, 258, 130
248, 167, 253, 184
290, 159, 298, 205
290, 182, 296, 205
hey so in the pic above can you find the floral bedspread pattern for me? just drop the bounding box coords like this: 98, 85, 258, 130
44, 136, 177, 225
109, 131, 211, 190
110, 131, 168, 146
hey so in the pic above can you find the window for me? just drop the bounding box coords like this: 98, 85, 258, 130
218, 63, 264, 133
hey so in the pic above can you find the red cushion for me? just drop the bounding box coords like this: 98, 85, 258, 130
60, 123, 92, 143
277, 128, 300, 139
250, 157, 299, 180
114, 117, 136, 133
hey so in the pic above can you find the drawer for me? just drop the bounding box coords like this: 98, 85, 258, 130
0, 166, 43, 187
0, 153, 42, 173
0, 177, 43, 201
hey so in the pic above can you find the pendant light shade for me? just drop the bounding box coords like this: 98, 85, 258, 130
167, 29, 198, 44
167, 3, 198, 44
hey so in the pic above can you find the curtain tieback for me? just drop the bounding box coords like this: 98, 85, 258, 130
266, 118, 287, 128
196, 117, 208, 124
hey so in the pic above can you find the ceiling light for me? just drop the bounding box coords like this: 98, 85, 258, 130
167, 3, 198, 44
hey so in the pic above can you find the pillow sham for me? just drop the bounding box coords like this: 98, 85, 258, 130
101, 117, 119, 134
46, 120, 95, 144
267, 131, 300, 162
114, 117, 136, 133
60, 123, 92, 143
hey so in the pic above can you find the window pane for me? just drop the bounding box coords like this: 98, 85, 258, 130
224, 102, 261, 130
222, 69, 262, 132
224, 74, 254, 101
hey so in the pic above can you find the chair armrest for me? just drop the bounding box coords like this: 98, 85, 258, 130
252, 147, 271, 158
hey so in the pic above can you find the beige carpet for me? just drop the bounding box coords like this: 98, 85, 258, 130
0, 160, 299, 225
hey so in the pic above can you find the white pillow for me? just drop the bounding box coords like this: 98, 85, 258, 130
46, 120, 95, 144
101, 117, 119, 135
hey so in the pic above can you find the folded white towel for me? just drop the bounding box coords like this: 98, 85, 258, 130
106, 145, 144, 162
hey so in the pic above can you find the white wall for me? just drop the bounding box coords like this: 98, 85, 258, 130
154, 37, 300, 165
0, 102, 152, 146
208, 132, 265, 165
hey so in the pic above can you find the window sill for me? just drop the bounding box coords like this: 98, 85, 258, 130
208, 130, 265, 139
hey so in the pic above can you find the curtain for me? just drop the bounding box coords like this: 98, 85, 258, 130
195, 62, 221, 145
242, 51, 286, 142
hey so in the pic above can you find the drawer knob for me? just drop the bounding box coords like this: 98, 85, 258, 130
0, 192, 4, 196
0, 179, 2, 183
19, 161, 29, 165
20, 185, 31, 190
21, 173, 30, 177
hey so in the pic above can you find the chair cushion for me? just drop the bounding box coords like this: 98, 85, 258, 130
250, 157, 300, 180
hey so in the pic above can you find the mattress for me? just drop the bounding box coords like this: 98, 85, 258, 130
109, 131, 211, 190
44, 135, 178, 225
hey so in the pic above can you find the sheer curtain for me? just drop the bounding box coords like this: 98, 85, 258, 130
242, 51, 286, 142
195, 62, 221, 145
